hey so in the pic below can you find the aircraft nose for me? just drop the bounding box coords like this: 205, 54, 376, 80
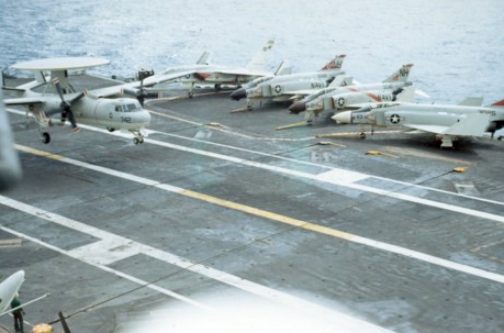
332, 111, 352, 124
230, 88, 246, 101
289, 101, 306, 113
139, 110, 151, 125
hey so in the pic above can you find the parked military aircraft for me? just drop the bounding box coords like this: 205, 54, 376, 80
0, 89, 21, 191
0, 271, 24, 315
230, 55, 347, 110
332, 97, 504, 147
288, 64, 415, 124
152, 40, 277, 98
2, 57, 197, 144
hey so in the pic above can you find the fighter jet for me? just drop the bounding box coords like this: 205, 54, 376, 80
2, 57, 196, 144
332, 97, 504, 147
0, 271, 24, 316
230, 55, 347, 110
288, 64, 415, 124
152, 40, 277, 98
0, 88, 21, 191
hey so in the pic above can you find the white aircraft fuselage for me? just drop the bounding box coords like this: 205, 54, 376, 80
246, 69, 344, 103
11, 90, 151, 132
0, 270, 24, 315
344, 103, 504, 128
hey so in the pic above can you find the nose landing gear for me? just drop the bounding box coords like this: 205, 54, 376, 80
130, 130, 146, 145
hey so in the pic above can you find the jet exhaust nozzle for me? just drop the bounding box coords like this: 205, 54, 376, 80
289, 101, 306, 113
230, 88, 246, 101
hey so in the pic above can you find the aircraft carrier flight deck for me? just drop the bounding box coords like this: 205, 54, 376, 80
1, 75, 503, 333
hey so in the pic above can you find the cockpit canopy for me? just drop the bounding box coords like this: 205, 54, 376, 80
114, 102, 141, 112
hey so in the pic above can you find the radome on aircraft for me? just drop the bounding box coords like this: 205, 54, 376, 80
1, 57, 208, 145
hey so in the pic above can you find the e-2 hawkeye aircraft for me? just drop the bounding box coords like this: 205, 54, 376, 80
230, 55, 347, 110
332, 97, 504, 147
2, 57, 198, 144
286, 64, 417, 125
151, 40, 277, 98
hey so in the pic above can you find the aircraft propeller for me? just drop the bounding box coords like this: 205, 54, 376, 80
52, 79, 84, 131
122, 69, 157, 106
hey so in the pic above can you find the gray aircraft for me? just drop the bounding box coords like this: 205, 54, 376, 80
332, 97, 504, 147
230, 55, 347, 110
288, 64, 415, 124
152, 40, 277, 98
2, 57, 196, 144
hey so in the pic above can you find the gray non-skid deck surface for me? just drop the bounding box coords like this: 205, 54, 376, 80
1, 79, 503, 333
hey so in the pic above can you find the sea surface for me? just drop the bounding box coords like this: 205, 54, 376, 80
0, 0, 503, 104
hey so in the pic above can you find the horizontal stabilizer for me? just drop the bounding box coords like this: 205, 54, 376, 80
458, 97, 483, 107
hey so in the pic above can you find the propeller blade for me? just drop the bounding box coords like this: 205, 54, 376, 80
52, 79, 66, 104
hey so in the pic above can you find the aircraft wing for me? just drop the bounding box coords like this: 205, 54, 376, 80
90, 70, 198, 98
206, 68, 270, 77
4, 97, 45, 106
403, 113, 491, 137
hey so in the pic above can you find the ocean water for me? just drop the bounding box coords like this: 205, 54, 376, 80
0, 0, 503, 104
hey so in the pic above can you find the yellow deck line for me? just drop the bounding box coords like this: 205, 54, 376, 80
13, 144, 504, 284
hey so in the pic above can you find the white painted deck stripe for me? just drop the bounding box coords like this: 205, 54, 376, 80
0, 200, 394, 333
8, 108, 504, 208
4, 149, 504, 285
0, 226, 208, 309
46, 122, 504, 225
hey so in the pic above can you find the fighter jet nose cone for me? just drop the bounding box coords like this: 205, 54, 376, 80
289, 101, 306, 113
332, 111, 352, 124
230, 88, 246, 100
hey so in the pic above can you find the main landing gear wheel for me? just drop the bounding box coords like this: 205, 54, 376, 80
214, 84, 222, 91
41, 132, 51, 144
359, 132, 366, 139
133, 137, 144, 145
188, 91, 194, 99
107, 127, 116, 132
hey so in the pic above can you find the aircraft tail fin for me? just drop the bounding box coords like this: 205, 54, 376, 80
489, 99, 504, 108
383, 64, 413, 83
395, 86, 415, 102
458, 97, 484, 107
246, 39, 275, 72
328, 75, 353, 88
320, 54, 346, 71
274, 61, 293, 76
196, 51, 211, 65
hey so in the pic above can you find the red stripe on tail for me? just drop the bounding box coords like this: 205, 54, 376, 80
491, 99, 504, 107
